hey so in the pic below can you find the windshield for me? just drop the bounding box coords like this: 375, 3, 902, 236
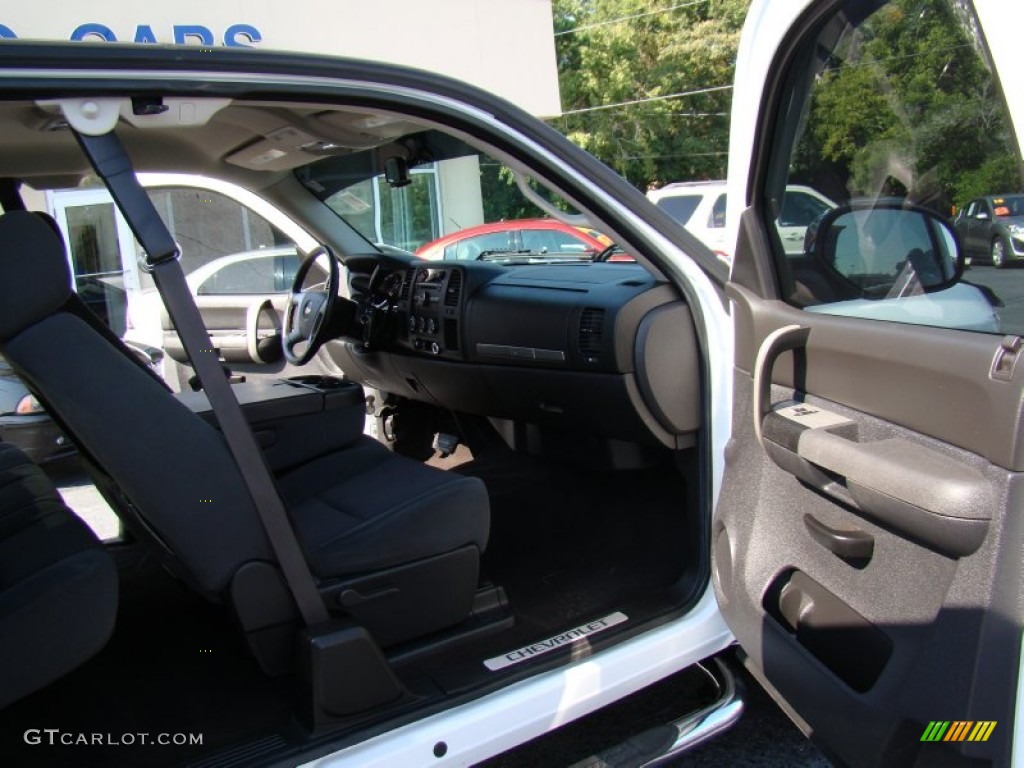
295, 129, 625, 263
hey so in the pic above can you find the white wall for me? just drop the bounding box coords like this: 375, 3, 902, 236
437, 156, 485, 235
1, 0, 561, 117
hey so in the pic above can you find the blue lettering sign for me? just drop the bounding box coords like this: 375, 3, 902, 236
224, 24, 262, 47
173, 25, 214, 46
70, 23, 117, 42
134, 25, 158, 44
0, 23, 263, 47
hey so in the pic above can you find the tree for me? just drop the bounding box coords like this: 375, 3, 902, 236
550, 0, 749, 190
792, 0, 1021, 209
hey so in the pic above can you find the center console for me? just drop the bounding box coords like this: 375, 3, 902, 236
177, 376, 368, 472
399, 266, 464, 359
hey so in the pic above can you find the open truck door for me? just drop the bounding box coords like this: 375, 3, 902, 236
713, 0, 1024, 765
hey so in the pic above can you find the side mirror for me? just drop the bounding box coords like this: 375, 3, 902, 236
808, 200, 963, 298
975, 211, 991, 221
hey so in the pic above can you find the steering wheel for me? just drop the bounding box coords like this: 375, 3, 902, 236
283, 246, 340, 365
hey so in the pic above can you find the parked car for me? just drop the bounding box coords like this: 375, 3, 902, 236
0, 1, 1021, 767
0, 342, 163, 463
954, 194, 1024, 267
647, 180, 835, 261
415, 218, 630, 261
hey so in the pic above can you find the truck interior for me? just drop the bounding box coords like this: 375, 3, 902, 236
0, 50, 719, 767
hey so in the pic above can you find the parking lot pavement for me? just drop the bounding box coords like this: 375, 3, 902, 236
670, 661, 832, 767
478, 652, 831, 767
965, 264, 1024, 331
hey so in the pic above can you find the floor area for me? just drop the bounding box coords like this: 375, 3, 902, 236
4, 446, 698, 767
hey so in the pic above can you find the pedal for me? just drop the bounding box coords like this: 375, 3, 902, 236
432, 432, 460, 458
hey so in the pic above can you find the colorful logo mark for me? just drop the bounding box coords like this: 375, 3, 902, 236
921, 721, 996, 743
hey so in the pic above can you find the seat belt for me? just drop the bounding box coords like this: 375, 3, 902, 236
73, 129, 330, 627
0, 178, 26, 212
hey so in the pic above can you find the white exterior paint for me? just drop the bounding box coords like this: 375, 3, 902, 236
302, 588, 732, 768
724, 0, 815, 271
1, 0, 561, 117
977, 8, 1024, 764
974, 1, 1024, 165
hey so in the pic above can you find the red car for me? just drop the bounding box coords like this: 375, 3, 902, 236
415, 218, 631, 261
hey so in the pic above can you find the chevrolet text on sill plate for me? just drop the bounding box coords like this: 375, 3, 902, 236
484, 612, 628, 671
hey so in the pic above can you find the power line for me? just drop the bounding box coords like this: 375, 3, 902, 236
555, 0, 709, 36
560, 84, 732, 116
617, 150, 728, 160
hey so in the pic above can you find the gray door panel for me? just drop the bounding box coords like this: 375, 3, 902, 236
163, 295, 286, 366
717, 286, 1024, 766
730, 283, 1024, 472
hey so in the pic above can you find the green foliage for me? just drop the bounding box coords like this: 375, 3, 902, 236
956, 155, 1021, 203
544, 0, 1021, 209
794, 0, 1022, 208
479, 162, 547, 223
550, 0, 750, 190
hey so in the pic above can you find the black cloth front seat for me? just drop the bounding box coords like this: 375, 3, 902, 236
0, 442, 118, 708
0, 211, 489, 659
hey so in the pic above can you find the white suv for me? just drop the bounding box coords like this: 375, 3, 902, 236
647, 180, 834, 261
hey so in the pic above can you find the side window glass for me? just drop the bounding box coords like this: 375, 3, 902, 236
779, 191, 830, 228
654, 195, 701, 226
145, 187, 295, 285
452, 231, 513, 260
768, 0, 1023, 334
521, 228, 590, 253
708, 194, 727, 229
195, 252, 298, 296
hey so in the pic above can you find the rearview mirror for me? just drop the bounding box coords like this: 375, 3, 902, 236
384, 156, 411, 188
808, 201, 963, 299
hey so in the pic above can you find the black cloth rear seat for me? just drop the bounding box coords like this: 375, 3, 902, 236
0, 210, 488, 663
0, 442, 117, 708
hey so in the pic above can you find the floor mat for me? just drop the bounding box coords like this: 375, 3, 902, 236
471, 454, 690, 643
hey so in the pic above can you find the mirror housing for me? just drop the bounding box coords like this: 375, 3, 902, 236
806, 200, 963, 299
384, 156, 411, 188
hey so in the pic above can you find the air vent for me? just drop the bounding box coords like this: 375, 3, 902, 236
400, 267, 416, 301
444, 269, 463, 307
578, 307, 605, 363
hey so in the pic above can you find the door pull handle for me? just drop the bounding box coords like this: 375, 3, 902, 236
804, 513, 874, 564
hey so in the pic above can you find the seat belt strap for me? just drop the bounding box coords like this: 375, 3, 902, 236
0, 178, 26, 212
74, 130, 329, 627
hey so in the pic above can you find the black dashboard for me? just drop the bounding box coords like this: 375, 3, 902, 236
329, 258, 701, 452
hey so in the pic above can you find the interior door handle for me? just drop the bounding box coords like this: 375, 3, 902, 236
753, 324, 810, 448
803, 513, 874, 563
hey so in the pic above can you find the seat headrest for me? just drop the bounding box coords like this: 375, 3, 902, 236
0, 211, 74, 341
